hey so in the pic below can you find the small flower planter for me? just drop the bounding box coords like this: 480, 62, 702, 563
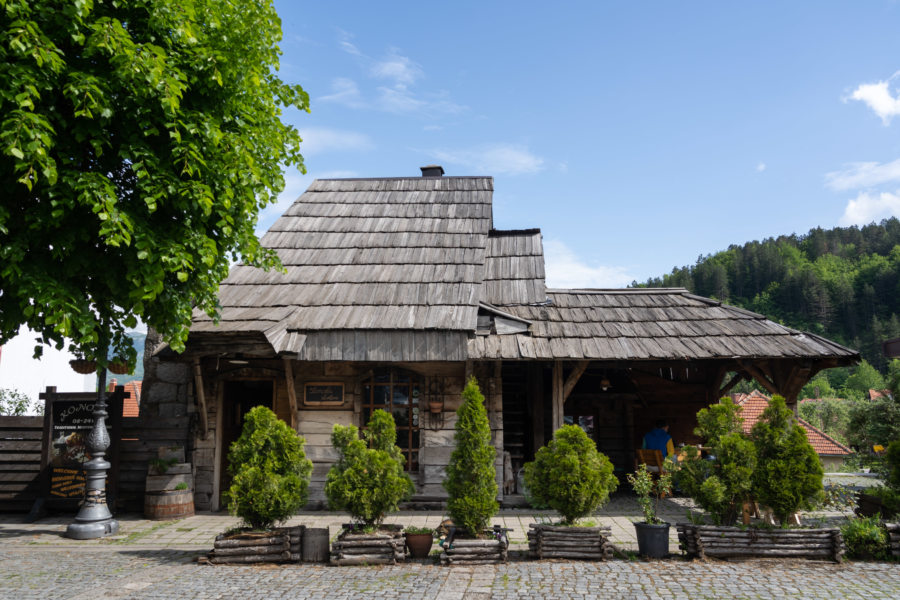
208, 526, 304, 565
677, 524, 845, 562
69, 359, 97, 374
331, 524, 406, 566
439, 526, 509, 565
634, 521, 670, 558
527, 523, 615, 560
405, 532, 434, 559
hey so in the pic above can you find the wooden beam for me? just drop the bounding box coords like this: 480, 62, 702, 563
551, 361, 564, 432
192, 358, 209, 439
283, 358, 298, 430
528, 365, 545, 453
718, 372, 746, 398
739, 361, 778, 396
562, 361, 590, 401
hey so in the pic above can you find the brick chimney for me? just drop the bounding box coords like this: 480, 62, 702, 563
420, 164, 444, 177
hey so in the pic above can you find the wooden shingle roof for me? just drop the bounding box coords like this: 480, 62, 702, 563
191, 176, 493, 358
467, 288, 858, 361
481, 229, 546, 305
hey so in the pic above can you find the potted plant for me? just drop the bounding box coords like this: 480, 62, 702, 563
440, 377, 507, 565
523, 424, 618, 560
209, 406, 312, 564
325, 409, 415, 565
627, 462, 673, 558
404, 526, 435, 559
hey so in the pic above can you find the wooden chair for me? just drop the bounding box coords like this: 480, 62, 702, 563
635, 449, 666, 475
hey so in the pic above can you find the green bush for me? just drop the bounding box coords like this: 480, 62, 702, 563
524, 424, 618, 525
626, 463, 672, 525
841, 515, 889, 560
443, 377, 498, 536
325, 409, 414, 528
751, 395, 824, 525
675, 398, 756, 525
224, 406, 312, 530
886, 440, 900, 490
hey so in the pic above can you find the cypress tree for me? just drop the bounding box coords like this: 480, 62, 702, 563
443, 377, 498, 536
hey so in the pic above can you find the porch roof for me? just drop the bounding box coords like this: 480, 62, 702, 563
468, 288, 858, 362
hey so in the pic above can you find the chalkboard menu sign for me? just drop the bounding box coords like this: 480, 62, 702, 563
304, 382, 344, 406
48, 399, 96, 500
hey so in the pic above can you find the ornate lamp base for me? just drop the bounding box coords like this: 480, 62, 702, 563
66, 517, 120, 540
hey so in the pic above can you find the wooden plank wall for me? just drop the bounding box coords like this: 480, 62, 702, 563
115, 416, 192, 511
0, 416, 44, 512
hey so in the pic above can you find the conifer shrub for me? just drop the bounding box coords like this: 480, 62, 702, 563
750, 395, 824, 525
675, 398, 756, 525
524, 424, 618, 525
443, 377, 498, 536
325, 409, 415, 529
224, 406, 313, 530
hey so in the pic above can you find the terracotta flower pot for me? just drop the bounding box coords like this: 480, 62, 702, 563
405, 532, 434, 558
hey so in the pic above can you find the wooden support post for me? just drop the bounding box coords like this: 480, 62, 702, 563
552, 361, 564, 432
528, 366, 544, 453
562, 361, 590, 401
283, 358, 298, 430
192, 358, 209, 439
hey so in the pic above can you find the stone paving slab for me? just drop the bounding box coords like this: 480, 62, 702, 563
0, 547, 897, 600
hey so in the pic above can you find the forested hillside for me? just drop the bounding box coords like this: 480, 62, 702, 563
639, 218, 900, 372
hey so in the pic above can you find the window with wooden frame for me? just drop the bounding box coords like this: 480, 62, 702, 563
361, 370, 421, 471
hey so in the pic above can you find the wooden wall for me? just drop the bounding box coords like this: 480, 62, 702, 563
0, 416, 43, 512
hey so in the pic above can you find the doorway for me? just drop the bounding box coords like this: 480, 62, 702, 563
218, 379, 274, 506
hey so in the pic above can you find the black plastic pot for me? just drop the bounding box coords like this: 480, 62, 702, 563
634, 521, 670, 558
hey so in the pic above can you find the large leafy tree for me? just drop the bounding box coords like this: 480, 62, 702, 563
0, 0, 306, 367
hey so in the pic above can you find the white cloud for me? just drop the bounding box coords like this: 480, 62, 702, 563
371, 49, 422, 87
825, 158, 900, 191
839, 190, 900, 226
756, 162, 766, 172
300, 127, 373, 155
848, 72, 900, 125
431, 144, 544, 176
543, 240, 636, 289
337, 29, 362, 56
319, 77, 365, 108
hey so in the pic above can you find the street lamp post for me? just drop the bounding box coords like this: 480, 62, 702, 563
66, 368, 119, 539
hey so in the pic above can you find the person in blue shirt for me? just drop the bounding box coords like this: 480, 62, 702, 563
642, 419, 675, 459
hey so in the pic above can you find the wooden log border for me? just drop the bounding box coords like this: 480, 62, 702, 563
526, 523, 614, 561
676, 523, 845, 563
209, 526, 304, 564
330, 526, 406, 566
440, 534, 509, 565
887, 523, 900, 559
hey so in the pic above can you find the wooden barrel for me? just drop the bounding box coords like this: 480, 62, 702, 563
302, 527, 330, 562
144, 490, 194, 520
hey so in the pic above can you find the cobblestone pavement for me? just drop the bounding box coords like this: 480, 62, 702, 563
2, 495, 896, 599
0, 546, 898, 599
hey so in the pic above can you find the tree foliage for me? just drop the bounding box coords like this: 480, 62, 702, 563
443, 377, 498, 536
325, 409, 414, 528
676, 398, 756, 525
0, 0, 306, 367
750, 396, 824, 525
524, 424, 617, 525
0, 387, 41, 415
639, 218, 900, 372
224, 406, 312, 530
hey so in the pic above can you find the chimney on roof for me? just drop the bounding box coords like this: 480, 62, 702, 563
420, 164, 445, 177
108, 378, 117, 392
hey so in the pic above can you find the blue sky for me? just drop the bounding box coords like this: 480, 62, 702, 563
262, 1, 900, 288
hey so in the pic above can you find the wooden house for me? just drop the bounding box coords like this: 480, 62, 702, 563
136, 167, 859, 511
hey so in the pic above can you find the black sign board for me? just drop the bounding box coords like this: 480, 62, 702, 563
47, 398, 95, 501
304, 382, 344, 406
